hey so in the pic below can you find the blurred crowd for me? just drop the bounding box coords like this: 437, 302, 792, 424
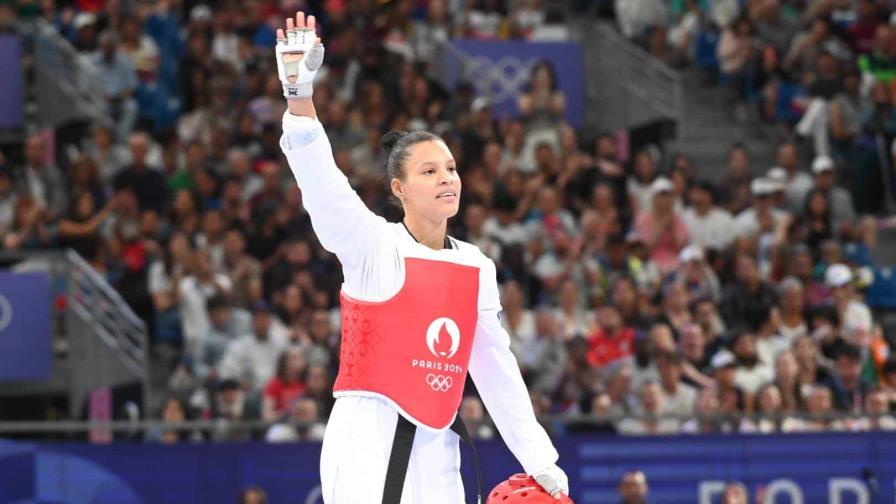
2, 0, 896, 443
618, 0, 896, 215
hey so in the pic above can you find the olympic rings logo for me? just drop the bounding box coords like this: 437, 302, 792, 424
425, 374, 453, 392
464, 56, 534, 104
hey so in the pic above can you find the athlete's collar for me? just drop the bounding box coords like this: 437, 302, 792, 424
401, 220, 454, 250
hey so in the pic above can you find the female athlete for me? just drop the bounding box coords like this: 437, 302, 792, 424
276, 12, 569, 503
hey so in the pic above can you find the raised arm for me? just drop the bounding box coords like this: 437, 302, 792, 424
276, 12, 385, 272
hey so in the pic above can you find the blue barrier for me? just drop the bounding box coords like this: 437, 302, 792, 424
0, 35, 23, 129
1, 432, 894, 503
0, 272, 52, 381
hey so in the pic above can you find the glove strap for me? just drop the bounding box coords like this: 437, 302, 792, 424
283, 82, 313, 99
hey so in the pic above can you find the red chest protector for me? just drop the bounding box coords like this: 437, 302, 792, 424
333, 257, 480, 430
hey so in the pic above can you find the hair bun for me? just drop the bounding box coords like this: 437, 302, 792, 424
380, 130, 407, 153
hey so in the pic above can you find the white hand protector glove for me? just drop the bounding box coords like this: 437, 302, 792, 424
532, 464, 569, 497
275, 26, 324, 99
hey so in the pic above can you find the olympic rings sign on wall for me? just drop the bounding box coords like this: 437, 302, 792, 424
425, 373, 453, 392
463, 55, 535, 104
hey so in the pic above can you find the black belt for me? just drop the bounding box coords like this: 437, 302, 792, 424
382, 414, 483, 504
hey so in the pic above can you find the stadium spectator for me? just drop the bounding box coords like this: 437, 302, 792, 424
91, 30, 139, 136
617, 470, 649, 504
262, 346, 308, 421
179, 248, 233, 357
656, 352, 697, 419
500, 279, 537, 358
711, 350, 750, 414
721, 254, 778, 330
825, 343, 875, 413
207, 378, 261, 442
679, 323, 714, 388
739, 383, 784, 434
619, 381, 680, 435
521, 308, 568, 396
459, 396, 496, 440
146, 396, 200, 444
657, 280, 693, 336
782, 385, 845, 432
238, 486, 268, 504
852, 388, 896, 431
810, 156, 856, 233
731, 331, 774, 396
721, 482, 748, 504
265, 396, 326, 442
774, 350, 804, 412
555, 279, 593, 340
587, 304, 635, 368
634, 177, 689, 274
219, 301, 287, 392
682, 182, 738, 252
681, 386, 736, 434
17, 133, 67, 221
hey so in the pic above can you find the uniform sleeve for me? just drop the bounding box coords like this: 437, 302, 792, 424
468, 258, 559, 475
280, 112, 387, 272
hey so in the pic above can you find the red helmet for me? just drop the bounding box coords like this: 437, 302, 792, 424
486, 473, 575, 504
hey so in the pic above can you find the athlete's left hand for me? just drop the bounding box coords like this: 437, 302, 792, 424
532, 464, 569, 499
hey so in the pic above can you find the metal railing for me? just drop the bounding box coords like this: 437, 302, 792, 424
20, 19, 109, 128
580, 21, 683, 134
66, 250, 146, 377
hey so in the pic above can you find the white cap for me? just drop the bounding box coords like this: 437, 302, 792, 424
650, 177, 674, 195
812, 155, 835, 174
190, 4, 213, 22
679, 244, 705, 263
711, 350, 737, 370
767, 167, 787, 191
73, 12, 96, 30
825, 263, 853, 287
471, 96, 491, 113
750, 177, 775, 196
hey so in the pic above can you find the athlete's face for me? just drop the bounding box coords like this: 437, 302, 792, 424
392, 140, 461, 221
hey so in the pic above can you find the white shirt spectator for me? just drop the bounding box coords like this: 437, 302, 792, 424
553, 307, 593, 341
756, 334, 790, 367
147, 261, 185, 296
735, 363, 774, 395
627, 177, 654, 214
483, 216, 529, 247
682, 206, 738, 251
734, 207, 787, 238
660, 383, 697, 418
842, 300, 873, 342
779, 320, 808, 344
219, 329, 287, 391
178, 273, 233, 357
783, 172, 814, 211
615, 0, 666, 39
501, 310, 537, 359
212, 31, 242, 72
